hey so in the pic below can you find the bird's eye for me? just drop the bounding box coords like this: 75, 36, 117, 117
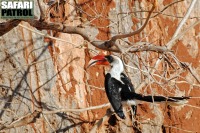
105, 55, 114, 63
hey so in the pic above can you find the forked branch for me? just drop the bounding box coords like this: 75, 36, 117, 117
0, 2, 156, 53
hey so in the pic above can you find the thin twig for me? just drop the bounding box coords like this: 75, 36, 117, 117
42, 103, 110, 114
42, 113, 56, 132
89, 109, 113, 133
136, 20, 200, 91
171, 0, 197, 39
152, 0, 185, 18
18, 24, 79, 46
0, 110, 40, 131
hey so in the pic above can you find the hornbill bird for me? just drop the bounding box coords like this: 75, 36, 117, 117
88, 55, 190, 119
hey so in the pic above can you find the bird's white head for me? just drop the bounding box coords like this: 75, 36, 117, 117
87, 55, 124, 77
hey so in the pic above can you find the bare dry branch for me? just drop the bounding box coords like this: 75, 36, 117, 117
0, 110, 40, 131
89, 109, 113, 133
187, 65, 200, 84
0, 1, 156, 53
18, 24, 79, 46
42, 103, 110, 114
136, 19, 200, 91
125, 42, 172, 53
171, 0, 197, 39
102, 3, 156, 49
152, 0, 185, 18
0, 20, 21, 36
111, 4, 155, 41
0, 1, 199, 132
37, 0, 45, 21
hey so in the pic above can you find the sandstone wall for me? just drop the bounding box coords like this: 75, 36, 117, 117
0, 0, 200, 132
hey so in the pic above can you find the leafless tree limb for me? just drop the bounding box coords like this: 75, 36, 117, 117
136, 19, 200, 92
125, 42, 172, 53
0, 0, 199, 132
171, 0, 197, 39
0, 110, 40, 131
0, 1, 156, 53
103, 3, 156, 49
42, 103, 110, 114
152, 0, 185, 18
37, 0, 46, 21
89, 109, 113, 133
0, 20, 21, 36
187, 65, 200, 84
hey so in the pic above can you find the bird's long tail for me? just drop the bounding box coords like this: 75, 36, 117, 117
122, 92, 190, 106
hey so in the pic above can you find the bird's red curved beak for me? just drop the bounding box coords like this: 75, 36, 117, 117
87, 55, 109, 68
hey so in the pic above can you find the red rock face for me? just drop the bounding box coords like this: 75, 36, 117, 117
1, 0, 200, 133
75, 0, 200, 132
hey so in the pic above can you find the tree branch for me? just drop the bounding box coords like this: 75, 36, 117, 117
125, 42, 172, 53
0, 20, 21, 36
171, 0, 197, 40
0, 2, 156, 53
42, 103, 110, 114
89, 109, 113, 133
0, 110, 40, 131
152, 0, 185, 18
101, 3, 156, 49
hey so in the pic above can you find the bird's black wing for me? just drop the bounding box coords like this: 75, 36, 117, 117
122, 92, 189, 105
105, 73, 125, 119
120, 73, 135, 92
120, 73, 137, 116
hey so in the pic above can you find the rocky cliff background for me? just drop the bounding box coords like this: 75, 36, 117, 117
0, 0, 200, 132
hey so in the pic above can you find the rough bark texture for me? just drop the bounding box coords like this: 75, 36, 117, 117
0, 0, 200, 133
